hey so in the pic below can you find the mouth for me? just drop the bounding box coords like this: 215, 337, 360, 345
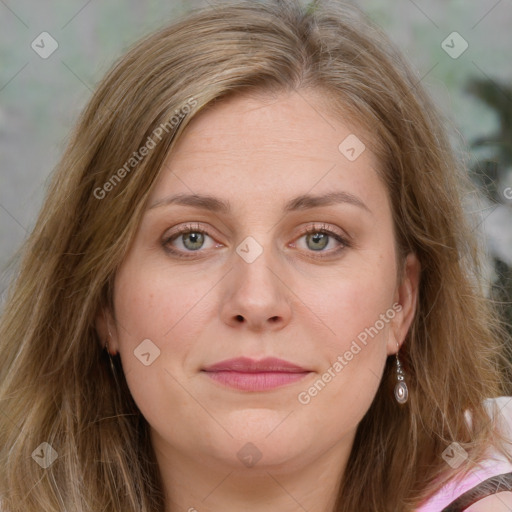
201, 356, 312, 391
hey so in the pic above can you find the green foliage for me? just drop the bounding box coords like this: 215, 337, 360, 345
467, 76, 512, 341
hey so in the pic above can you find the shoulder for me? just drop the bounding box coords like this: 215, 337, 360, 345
463, 491, 512, 511
415, 396, 512, 512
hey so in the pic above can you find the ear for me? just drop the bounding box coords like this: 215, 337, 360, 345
386, 252, 421, 356
94, 305, 119, 355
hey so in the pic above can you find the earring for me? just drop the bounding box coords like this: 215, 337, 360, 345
394, 342, 408, 404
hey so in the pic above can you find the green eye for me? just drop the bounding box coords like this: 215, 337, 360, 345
162, 222, 350, 259
179, 231, 206, 251
297, 225, 350, 257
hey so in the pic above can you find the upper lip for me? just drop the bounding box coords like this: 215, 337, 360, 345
202, 357, 309, 373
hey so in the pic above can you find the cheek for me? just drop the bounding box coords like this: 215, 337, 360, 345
113, 252, 209, 342
294, 282, 393, 437
300, 251, 396, 404
315, 255, 396, 346
112, 260, 198, 423
112, 254, 217, 386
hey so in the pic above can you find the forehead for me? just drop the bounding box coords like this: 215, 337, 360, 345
148, 89, 386, 212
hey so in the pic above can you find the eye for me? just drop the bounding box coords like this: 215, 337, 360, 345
162, 223, 221, 258
292, 223, 350, 258
162, 222, 351, 259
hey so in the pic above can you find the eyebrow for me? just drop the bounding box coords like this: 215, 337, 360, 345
148, 191, 372, 214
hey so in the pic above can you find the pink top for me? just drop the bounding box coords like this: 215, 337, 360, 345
415, 396, 512, 511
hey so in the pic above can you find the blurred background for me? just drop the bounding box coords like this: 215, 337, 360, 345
1, 0, 511, 333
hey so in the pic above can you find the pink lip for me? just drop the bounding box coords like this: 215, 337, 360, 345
202, 357, 312, 391
203, 356, 308, 373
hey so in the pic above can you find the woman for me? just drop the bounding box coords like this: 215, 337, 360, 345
1, 1, 511, 510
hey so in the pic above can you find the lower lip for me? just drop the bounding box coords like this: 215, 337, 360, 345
202, 371, 311, 391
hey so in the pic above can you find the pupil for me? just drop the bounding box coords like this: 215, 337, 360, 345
308, 232, 327, 250
185, 232, 203, 250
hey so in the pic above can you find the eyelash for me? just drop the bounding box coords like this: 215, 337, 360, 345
162, 222, 351, 259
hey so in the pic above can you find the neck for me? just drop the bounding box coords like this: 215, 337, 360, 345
152, 429, 354, 512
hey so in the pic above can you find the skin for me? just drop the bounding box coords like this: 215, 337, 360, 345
96, 89, 421, 512
464, 492, 512, 511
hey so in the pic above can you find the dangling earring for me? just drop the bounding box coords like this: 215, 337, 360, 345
394, 341, 408, 404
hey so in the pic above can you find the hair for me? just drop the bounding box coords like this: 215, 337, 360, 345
1, 1, 511, 510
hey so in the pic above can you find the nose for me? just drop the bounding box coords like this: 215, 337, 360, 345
219, 244, 293, 333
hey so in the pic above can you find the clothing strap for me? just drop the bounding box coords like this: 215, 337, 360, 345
441, 472, 512, 511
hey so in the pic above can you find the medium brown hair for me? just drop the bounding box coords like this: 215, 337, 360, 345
1, 1, 511, 510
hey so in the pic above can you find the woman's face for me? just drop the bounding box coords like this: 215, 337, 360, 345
100, 89, 419, 479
